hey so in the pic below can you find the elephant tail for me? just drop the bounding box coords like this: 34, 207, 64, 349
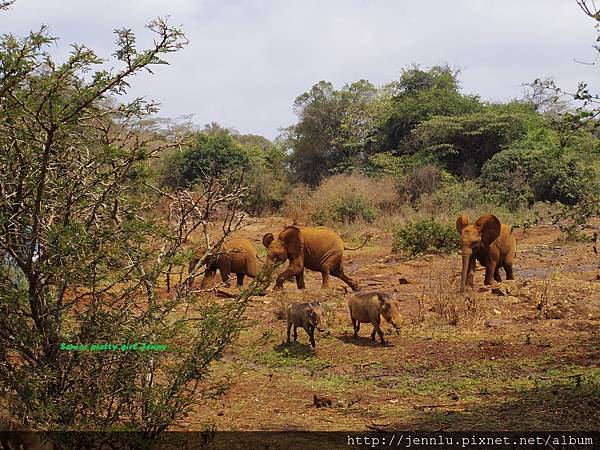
345, 234, 371, 251
255, 254, 266, 263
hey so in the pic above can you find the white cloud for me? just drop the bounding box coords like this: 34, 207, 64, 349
1, 0, 598, 139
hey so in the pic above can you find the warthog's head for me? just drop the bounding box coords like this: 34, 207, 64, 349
379, 294, 402, 329
308, 303, 327, 332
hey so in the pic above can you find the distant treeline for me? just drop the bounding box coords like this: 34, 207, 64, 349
160, 65, 600, 215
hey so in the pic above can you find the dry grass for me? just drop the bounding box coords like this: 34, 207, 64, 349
280, 174, 562, 254
319, 291, 347, 328
280, 184, 313, 224
282, 174, 399, 225
311, 174, 399, 212
271, 290, 294, 321
423, 274, 485, 328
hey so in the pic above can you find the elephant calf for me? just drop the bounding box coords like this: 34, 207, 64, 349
286, 302, 327, 348
456, 213, 516, 292
189, 237, 258, 288
263, 225, 359, 291
348, 291, 402, 345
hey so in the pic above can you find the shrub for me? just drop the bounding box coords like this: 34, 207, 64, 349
417, 179, 488, 216
334, 196, 376, 222
281, 184, 313, 223
428, 277, 483, 326
312, 194, 376, 225
480, 141, 600, 209
174, 132, 250, 187
242, 140, 290, 216
286, 174, 398, 225
398, 163, 445, 203
392, 219, 459, 256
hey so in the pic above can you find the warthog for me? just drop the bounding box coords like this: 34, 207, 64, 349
348, 291, 402, 345
286, 302, 327, 348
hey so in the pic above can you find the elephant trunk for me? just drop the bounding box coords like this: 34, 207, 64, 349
460, 248, 471, 292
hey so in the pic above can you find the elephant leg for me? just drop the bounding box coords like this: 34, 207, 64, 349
331, 262, 359, 291
484, 261, 498, 285
188, 258, 199, 287
200, 269, 216, 289
295, 270, 305, 289
287, 322, 292, 343
494, 267, 502, 282
504, 262, 514, 280
218, 255, 232, 287
321, 267, 331, 289
236, 273, 245, 286
466, 258, 476, 288
276, 263, 303, 289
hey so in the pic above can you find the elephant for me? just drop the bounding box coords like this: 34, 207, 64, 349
456, 213, 516, 292
189, 237, 258, 288
262, 225, 360, 291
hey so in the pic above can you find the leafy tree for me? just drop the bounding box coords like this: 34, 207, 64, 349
411, 109, 527, 177
514, 0, 600, 232
239, 138, 290, 216
365, 151, 408, 177
331, 80, 391, 170
285, 81, 344, 185
285, 79, 391, 185
480, 134, 600, 209
183, 132, 248, 182
379, 64, 482, 152
0, 6, 267, 441
163, 125, 290, 215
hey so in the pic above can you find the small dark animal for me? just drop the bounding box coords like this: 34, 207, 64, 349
286, 302, 327, 348
313, 394, 333, 408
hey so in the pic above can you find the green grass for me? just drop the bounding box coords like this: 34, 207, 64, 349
241, 341, 331, 372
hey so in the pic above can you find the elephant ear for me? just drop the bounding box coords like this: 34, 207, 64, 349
262, 233, 274, 248
476, 215, 501, 246
456, 213, 470, 234
281, 226, 303, 260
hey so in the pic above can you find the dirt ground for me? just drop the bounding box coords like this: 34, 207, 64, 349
176, 217, 600, 432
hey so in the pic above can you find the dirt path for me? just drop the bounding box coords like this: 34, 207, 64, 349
177, 220, 600, 431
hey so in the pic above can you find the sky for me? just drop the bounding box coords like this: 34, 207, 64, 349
0, 0, 598, 140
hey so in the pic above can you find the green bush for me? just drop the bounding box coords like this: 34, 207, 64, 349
480, 146, 595, 209
392, 219, 459, 256
311, 193, 376, 225
164, 131, 250, 188
418, 179, 488, 215
398, 163, 445, 203
333, 196, 376, 223
242, 142, 290, 216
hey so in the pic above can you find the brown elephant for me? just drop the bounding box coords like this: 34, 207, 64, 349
456, 213, 516, 292
262, 226, 359, 291
189, 237, 258, 288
